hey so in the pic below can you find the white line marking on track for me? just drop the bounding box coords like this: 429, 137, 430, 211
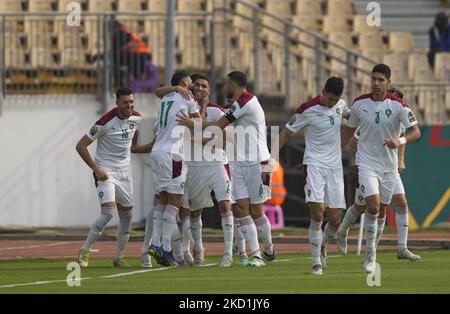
0, 242, 72, 251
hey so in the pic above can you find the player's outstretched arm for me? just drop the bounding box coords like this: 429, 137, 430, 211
154, 86, 193, 100
76, 135, 109, 181
131, 131, 156, 154
177, 112, 229, 130
271, 127, 294, 161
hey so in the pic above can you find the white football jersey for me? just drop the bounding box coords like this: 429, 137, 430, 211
286, 96, 350, 169
86, 107, 142, 170
348, 93, 418, 172
225, 92, 271, 166
188, 104, 229, 166
152, 92, 199, 158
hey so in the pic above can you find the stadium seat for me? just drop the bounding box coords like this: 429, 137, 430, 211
409, 51, 434, 81
356, 49, 382, 85
296, 0, 323, 17
178, 0, 204, 12
292, 16, 322, 32
389, 32, 415, 52
327, 0, 353, 16
30, 48, 56, 67
0, 0, 23, 12
117, 0, 143, 11
434, 52, 450, 81
328, 32, 353, 57
358, 31, 384, 51
352, 15, 380, 34
147, 0, 167, 12
265, 0, 293, 19
233, 0, 259, 30
4, 48, 27, 68
88, 0, 114, 12
383, 52, 409, 82
28, 0, 54, 12
322, 16, 351, 34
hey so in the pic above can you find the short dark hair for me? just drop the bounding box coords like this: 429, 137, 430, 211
387, 86, 404, 99
324, 76, 344, 96
116, 87, 133, 100
171, 70, 190, 86
227, 71, 248, 87
372, 64, 391, 80
190, 73, 208, 83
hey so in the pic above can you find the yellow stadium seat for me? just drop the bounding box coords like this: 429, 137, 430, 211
178, 0, 204, 12
434, 52, 450, 80
322, 16, 351, 34
353, 15, 380, 34
408, 52, 433, 81
296, 0, 323, 17
0, 0, 23, 12
233, 0, 259, 30
327, 0, 353, 16
265, 0, 293, 19
117, 0, 143, 11
30, 48, 56, 67
147, 0, 167, 12
292, 16, 322, 32
383, 52, 409, 82
88, 0, 114, 12
358, 31, 383, 51
28, 0, 54, 12
4, 48, 27, 68
389, 32, 414, 52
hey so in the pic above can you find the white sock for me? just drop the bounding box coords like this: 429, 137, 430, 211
150, 204, 165, 247
115, 210, 132, 259
365, 212, 379, 252
338, 205, 361, 234
141, 204, 156, 254
254, 215, 274, 255
375, 216, 386, 247
322, 223, 338, 246
309, 220, 323, 266
181, 217, 193, 253
234, 217, 246, 255
239, 216, 261, 259
396, 206, 409, 251
172, 223, 183, 262
221, 212, 234, 256
191, 216, 204, 254
161, 205, 178, 252
81, 207, 114, 251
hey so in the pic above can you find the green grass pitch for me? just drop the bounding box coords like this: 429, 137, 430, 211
0, 250, 449, 294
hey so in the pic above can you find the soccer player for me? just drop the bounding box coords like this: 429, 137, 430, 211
184, 74, 234, 267
76, 87, 142, 268
341, 64, 421, 273
177, 71, 273, 267
272, 77, 350, 275
337, 87, 421, 261
147, 70, 201, 267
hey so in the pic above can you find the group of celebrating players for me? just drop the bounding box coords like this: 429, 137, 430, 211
75, 63, 421, 276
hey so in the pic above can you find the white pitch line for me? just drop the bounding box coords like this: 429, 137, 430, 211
0, 267, 171, 289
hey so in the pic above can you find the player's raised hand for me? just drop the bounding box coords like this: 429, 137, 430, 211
94, 167, 109, 181
176, 86, 194, 100
384, 138, 400, 149
176, 111, 195, 127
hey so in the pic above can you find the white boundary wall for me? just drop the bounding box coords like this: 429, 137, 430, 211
0, 94, 160, 227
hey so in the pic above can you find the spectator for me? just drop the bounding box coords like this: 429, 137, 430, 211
112, 20, 152, 87
428, 12, 450, 67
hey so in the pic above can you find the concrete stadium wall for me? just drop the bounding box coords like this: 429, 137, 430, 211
0, 94, 160, 227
